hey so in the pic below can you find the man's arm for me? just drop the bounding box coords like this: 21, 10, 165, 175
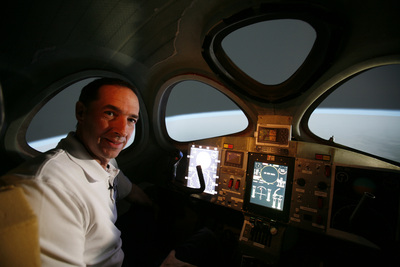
116, 172, 153, 206
126, 183, 153, 206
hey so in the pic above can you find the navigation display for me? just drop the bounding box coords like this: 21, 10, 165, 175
244, 153, 294, 222
186, 145, 220, 195
249, 161, 289, 211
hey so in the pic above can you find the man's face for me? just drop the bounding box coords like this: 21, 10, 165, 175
76, 85, 139, 168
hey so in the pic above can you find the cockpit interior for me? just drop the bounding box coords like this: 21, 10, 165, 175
1, 0, 399, 266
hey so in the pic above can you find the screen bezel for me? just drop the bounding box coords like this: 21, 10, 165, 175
243, 153, 295, 222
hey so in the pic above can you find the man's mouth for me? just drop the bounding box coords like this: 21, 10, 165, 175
104, 138, 125, 148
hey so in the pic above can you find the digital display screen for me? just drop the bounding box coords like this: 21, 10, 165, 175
244, 153, 294, 222
255, 124, 290, 146
225, 151, 244, 167
186, 145, 220, 195
259, 128, 277, 142
249, 161, 289, 211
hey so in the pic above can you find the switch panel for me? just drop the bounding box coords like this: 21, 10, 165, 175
214, 150, 248, 211
289, 158, 332, 233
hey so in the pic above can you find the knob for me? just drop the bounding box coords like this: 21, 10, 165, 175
270, 226, 278, 235
317, 181, 328, 190
297, 178, 306, 186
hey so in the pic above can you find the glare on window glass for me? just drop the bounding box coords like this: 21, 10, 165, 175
222, 19, 316, 85
309, 64, 400, 163
165, 80, 248, 142
27, 78, 135, 152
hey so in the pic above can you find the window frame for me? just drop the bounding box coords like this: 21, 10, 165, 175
153, 74, 256, 149
297, 60, 400, 166
202, 3, 345, 103
4, 71, 147, 160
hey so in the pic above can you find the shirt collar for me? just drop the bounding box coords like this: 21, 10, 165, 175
56, 132, 119, 183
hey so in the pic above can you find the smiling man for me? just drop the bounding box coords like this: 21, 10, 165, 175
1, 78, 151, 266
75, 81, 140, 169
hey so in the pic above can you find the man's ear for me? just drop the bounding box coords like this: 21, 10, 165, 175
75, 101, 86, 123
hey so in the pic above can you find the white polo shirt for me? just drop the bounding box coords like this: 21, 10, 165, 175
2, 132, 132, 266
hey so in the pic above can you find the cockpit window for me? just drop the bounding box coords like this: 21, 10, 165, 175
222, 19, 316, 85
27, 78, 136, 152
203, 12, 337, 102
165, 80, 248, 142
309, 64, 400, 163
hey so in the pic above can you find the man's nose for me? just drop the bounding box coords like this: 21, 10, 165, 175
112, 117, 129, 137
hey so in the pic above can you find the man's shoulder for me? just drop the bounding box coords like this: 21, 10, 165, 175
3, 148, 77, 182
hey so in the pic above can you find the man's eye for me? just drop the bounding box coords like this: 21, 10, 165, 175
105, 111, 115, 117
128, 118, 137, 124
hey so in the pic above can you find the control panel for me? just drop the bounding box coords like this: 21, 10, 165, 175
289, 158, 332, 233
182, 117, 400, 263
216, 149, 247, 211
239, 215, 285, 264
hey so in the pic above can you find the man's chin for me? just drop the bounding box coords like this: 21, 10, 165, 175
105, 152, 122, 160
99, 148, 123, 161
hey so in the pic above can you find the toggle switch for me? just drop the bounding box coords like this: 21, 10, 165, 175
235, 180, 240, 190
228, 178, 234, 188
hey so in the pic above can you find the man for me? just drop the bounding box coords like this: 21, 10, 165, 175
2, 77, 216, 267
1, 78, 152, 266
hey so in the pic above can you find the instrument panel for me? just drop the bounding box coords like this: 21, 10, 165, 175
183, 120, 400, 261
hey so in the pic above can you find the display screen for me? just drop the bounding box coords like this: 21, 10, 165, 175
259, 128, 277, 142
225, 151, 244, 167
186, 145, 220, 195
256, 124, 290, 146
244, 153, 294, 222
249, 161, 289, 211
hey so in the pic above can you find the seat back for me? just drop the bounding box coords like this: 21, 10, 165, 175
0, 186, 41, 266
0, 83, 4, 132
